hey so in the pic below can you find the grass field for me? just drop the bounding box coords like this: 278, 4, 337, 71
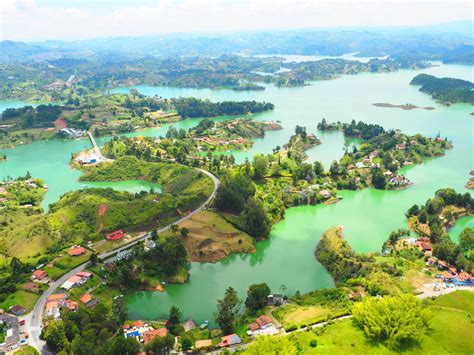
0, 290, 40, 313
273, 304, 334, 328
288, 291, 474, 354
162, 210, 255, 263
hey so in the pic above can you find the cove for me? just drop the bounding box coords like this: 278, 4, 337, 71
1, 62, 473, 324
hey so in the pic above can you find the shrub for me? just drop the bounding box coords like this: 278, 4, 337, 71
309, 339, 317, 348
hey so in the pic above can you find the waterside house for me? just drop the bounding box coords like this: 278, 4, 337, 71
415, 237, 433, 256
218, 334, 242, 348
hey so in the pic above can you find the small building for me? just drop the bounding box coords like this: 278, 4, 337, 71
85, 299, 100, 309
268, 294, 284, 306
68, 246, 86, 257
61, 275, 82, 290
22, 282, 38, 291
318, 190, 331, 199
65, 300, 78, 311
143, 328, 168, 345
9, 305, 25, 316
80, 294, 92, 304
107, 230, 125, 241
218, 334, 242, 347
397, 143, 407, 150
195, 339, 212, 349
255, 315, 273, 329
182, 319, 196, 332
32, 269, 46, 281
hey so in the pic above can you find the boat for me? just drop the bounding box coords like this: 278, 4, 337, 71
199, 320, 209, 329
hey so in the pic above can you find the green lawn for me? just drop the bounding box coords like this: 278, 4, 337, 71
0, 289, 40, 313
289, 291, 474, 354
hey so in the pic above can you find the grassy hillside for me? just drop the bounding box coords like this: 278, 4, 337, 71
288, 291, 474, 354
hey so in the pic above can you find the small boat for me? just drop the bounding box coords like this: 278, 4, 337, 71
199, 320, 209, 329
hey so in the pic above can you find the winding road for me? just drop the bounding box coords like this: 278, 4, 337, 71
22, 168, 220, 354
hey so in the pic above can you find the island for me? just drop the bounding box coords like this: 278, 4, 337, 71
372, 102, 435, 110
410, 74, 474, 105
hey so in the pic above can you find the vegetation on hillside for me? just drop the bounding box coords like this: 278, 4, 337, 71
410, 74, 474, 105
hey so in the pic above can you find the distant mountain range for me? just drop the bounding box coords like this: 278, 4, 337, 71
1, 20, 473, 64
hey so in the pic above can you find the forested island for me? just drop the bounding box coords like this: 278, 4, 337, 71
410, 74, 474, 105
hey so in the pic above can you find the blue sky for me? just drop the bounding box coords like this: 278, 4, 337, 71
1, 1, 472, 41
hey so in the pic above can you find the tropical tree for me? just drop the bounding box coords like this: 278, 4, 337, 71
215, 287, 242, 334
245, 283, 271, 313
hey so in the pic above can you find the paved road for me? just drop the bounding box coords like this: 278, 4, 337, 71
23, 167, 219, 354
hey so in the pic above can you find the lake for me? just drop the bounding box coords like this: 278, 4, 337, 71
1, 61, 472, 324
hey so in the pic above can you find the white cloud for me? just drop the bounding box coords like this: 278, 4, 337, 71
1, 0, 472, 41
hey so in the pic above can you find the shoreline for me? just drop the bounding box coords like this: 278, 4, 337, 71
372, 102, 435, 110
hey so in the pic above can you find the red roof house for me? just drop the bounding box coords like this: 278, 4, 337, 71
32, 269, 46, 280
106, 230, 125, 241
68, 246, 86, 256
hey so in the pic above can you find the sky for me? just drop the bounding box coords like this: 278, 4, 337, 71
1, 0, 473, 41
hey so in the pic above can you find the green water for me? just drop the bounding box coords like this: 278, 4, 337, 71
1, 62, 473, 324
448, 215, 474, 244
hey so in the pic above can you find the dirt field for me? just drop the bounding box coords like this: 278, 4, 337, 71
176, 210, 255, 263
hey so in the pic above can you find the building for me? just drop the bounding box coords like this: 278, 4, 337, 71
0, 313, 20, 353
80, 294, 92, 304
195, 339, 212, 349
8, 305, 25, 316
248, 315, 274, 332
143, 328, 168, 345
32, 269, 46, 281
68, 246, 86, 257
182, 319, 196, 332
22, 282, 38, 291
268, 294, 284, 306
319, 190, 331, 199
107, 230, 125, 241
415, 237, 433, 256
218, 334, 242, 347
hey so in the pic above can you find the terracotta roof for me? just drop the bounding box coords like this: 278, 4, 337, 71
248, 322, 259, 331
195, 339, 212, 349
23, 282, 37, 290
76, 271, 92, 278
80, 293, 92, 304
134, 320, 144, 328
68, 246, 86, 256
32, 270, 46, 279
47, 294, 66, 302
45, 301, 58, 312
67, 275, 82, 284
143, 328, 168, 344
255, 315, 273, 327
67, 301, 78, 310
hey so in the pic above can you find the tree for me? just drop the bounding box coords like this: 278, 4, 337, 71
418, 209, 428, 224
144, 333, 174, 354
41, 320, 70, 353
90, 253, 98, 266
215, 287, 242, 334
170, 224, 179, 235
180, 227, 189, 237
313, 161, 324, 176
150, 237, 187, 277
406, 204, 420, 217
241, 198, 271, 238
459, 227, 473, 256
167, 306, 182, 329
109, 334, 141, 355
352, 294, 431, 350
253, 154, 268, 180
371, 169, 386, 189
329, 161, 341, 176
245, 283, 271, 313
181, 338, 192, 351
242, 335, 297, 354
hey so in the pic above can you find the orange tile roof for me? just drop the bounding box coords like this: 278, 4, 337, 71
45, 301, 58, 311
80, 293, 92, 304
134, 320, 144, 328
32, 270, 46, 279
47, 293, 66, 302
195, 339, 212, 348
248, 322, 259, 331
67, 275, 82, 284
256, 315, 273, 327
68, 246, 86, 256
143, 328, 168, 344
67, 301, 78, 310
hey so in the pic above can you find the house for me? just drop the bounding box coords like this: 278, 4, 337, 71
410, 140, 418, 145
256, 315, 273, 329
415, 237, 433, 256
22, 282, 38, 291
47, 293, 67, 304
68, 246, 86, 257
268, 293, 284, 306
85, 299, 100, 309
9, 305, 25, 316
319, 190, 331, 199
32, 269, 46, 281
182, 319, 196, 332
143, 328, 168, 345
61, 275, 83, 290
218, 334, 242, 347
80, 294, 92, 304
195, 339, 212, 349
397, 143, 407, 150
107, 230, 125, 241
44, 301, 60, 318
65, 300, 78, 311
76, 271, 92, 279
